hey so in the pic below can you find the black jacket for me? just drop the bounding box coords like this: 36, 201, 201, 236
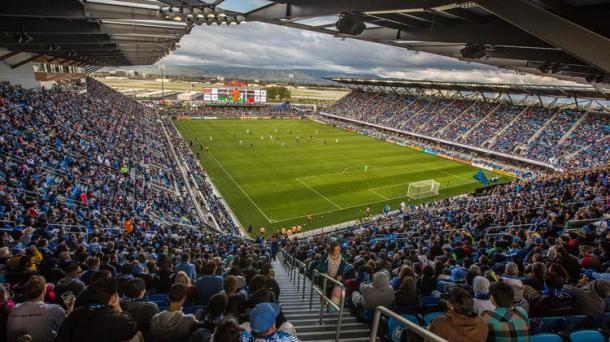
56, 304, 139, 342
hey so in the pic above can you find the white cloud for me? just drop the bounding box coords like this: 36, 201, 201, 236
159, 21, 578, 85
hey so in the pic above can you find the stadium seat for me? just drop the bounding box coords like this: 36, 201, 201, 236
569, 330, 605, 342
423, 312, 445, 326
530, 334, 563, 342
388, 315, 421, 342
530, 316, 567, 334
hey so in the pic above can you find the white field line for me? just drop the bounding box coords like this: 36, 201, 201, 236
296, 177, 342, 209
270, 180, 481, 224
207, 151, 273, 223
368, 188, 389, 200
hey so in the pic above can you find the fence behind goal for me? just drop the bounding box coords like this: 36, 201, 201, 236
407, 179, 440, 199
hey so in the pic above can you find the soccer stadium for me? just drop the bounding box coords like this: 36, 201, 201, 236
0, 1, 609, 342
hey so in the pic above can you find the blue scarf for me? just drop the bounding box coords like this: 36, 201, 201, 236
542, 283, 572, 298
474, 293, 490, 300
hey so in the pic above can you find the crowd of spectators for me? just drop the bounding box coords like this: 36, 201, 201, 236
287, 165, 610, 340
325, 91, 610, 169
486, 107, 556, 154
169, 106, 301, 119
0, 79, 305, 342
441, 102, 497, 141
460, 104, 524, 147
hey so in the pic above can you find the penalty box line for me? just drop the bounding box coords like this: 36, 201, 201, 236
270, 180, 481, 224
295, 177, 342, 210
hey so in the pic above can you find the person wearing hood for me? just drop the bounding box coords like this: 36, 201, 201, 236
567, 279, 610, 318
352, 271, 395, 313
56, 278, 138, 342
472, 276, 495, 315
151, 283, 202, 342
429, 287, 488, 342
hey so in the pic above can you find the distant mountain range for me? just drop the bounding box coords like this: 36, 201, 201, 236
101, 65, 377, 85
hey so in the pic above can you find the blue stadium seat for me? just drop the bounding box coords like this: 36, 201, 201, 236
423, 312, 445, 326
530, 316, 567, 334
388, 315, 421, 342
569, 330, 605, 342
530, 334, 563, 342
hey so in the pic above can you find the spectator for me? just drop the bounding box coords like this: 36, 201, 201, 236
56, 278, 138, 342
224, 275, 247, 317
120, 278, 159, 341
0, 284, 15, 342
352, 271, 395, 315
55, 263, 85, 299
210, 317, 243, 342
473, 276, 495, 315
483, 282, 529, 342
151, 284, 200, 341
7, 275, 71, 342
241, 303, 300, 342
195, 260, 224, 306
176, 253, 197, 281
530, 270, 576, 317
395, 266, 418, 307
429, 287, 488, 342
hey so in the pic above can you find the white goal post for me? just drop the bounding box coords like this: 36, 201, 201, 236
407, 179, 441, 199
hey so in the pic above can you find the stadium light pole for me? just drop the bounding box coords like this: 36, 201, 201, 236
159, 64, 166, 111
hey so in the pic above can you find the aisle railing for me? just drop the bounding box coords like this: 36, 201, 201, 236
370, 306, 447, 342
279, 250, 345, 342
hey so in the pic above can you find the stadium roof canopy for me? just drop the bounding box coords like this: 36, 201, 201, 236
0, 0, 242, 69
329, 77, 610, 100
246, 0, 610, 85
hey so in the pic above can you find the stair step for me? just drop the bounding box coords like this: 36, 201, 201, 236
297, 329, 371, 341
296, 322, 366, 332
273, 259, 371, 341
291, 316, 358, 325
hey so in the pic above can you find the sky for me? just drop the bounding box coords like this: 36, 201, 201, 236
158, 9, 577, 85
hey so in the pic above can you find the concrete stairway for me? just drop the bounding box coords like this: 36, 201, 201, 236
273, 260, 371, 342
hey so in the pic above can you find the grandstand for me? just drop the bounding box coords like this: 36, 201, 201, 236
1, 1, 610, 342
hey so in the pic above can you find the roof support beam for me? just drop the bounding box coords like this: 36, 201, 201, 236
357, 19, 551, 48
246, 0, 456, 21
474, 0, 610, 74
11, 53, 43, 69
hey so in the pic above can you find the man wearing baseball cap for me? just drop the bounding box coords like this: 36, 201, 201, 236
242, 303, 300, 342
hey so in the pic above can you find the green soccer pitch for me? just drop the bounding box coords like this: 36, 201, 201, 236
174, 119, 512, 236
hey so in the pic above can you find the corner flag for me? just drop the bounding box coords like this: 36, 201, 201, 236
364, 165, 368, 172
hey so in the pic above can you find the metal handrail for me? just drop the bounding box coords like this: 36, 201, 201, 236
279, 250, 346, 342
310, 269, 346, 342
370, 306, 447, 342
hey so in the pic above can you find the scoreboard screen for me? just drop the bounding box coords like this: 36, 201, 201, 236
202, 88, 266, 104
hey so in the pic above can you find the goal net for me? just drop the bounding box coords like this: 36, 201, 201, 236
407, 179, 441, 199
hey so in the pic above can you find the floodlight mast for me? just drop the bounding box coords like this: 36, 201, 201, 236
159, 64, 165, 111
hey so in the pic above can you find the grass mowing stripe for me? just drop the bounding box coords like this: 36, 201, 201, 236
296, 177, 342, 209
174, 119, 512, 235
207, 151, 272, 223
